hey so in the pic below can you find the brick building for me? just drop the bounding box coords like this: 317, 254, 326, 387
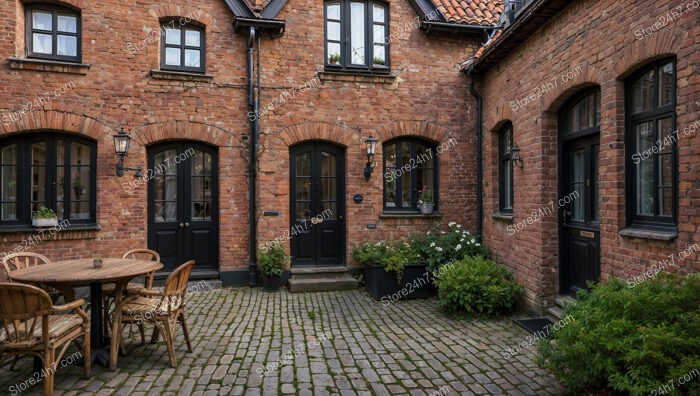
0, 0, 697, 313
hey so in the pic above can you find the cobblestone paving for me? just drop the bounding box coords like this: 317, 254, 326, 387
0, 288, 564, 395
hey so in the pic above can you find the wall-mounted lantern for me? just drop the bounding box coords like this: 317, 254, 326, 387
510, 144, 524, 169
113, 127, 143, 178
363, 134, 378, 180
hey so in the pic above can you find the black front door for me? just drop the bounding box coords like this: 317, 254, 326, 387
147, 142, 218, 273
560, 135, 600, 293
290, 142, 345, 267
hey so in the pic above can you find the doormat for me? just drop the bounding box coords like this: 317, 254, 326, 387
513, 318, 556, 337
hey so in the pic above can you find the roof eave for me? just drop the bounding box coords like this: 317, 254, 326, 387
421, 20, 496, 35
467, 0, 569, 73
233, 16, 286, 37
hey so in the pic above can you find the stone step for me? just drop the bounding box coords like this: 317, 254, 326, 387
290, 266, 351, 280
555, 295, 576, 309
547, 306, 565, 321
288, 274, 358, 293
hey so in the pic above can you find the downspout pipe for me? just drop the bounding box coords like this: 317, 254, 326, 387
247, 26, 258, 287
467, 67, 484, 241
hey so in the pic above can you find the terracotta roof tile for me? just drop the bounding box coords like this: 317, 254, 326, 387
432, 0, 503, 26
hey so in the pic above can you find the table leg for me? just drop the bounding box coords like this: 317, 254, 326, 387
109, 281, 127, 371
89, 283, 111, 368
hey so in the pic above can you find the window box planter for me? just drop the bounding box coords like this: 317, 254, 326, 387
32, 217, 59, 228
364, 263, 432, 301
263, 270, 289, 292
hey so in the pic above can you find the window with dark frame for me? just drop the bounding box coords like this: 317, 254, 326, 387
625, 59, 677, 230
26, 4, 81, 62
498, 124, 514, 214
383, 139, 437, 212
0, 133, 97, 227
324, 1, 389, 70
161, 21, 205, 73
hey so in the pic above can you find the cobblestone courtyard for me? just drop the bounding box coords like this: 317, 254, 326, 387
0, 288, 564, 395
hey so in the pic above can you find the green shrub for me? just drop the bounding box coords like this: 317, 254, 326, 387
352, 239, 421, 281
434, 256, 522, 318
257, 243, 288, 277
420, 222, 490, 274
536, 273, 700, 395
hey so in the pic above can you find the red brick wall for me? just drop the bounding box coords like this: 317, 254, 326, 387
478, 0, 699, 313
0, 0, 482, 276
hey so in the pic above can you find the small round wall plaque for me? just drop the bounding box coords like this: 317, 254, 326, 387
353, 194, 363, 204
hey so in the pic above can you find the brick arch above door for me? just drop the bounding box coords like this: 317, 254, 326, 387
613, 30, 681, 79
132, 121, 234, 148
373, 121, 449, 145
278, 121, 361, 148
0, 110, 108, 141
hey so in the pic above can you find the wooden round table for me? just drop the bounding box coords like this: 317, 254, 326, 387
8, 258, 163, 369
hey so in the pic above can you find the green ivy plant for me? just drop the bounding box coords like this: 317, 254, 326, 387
258, 243, 288, 277
537, 273, 700, 396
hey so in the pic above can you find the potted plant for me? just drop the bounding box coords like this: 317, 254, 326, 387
258, 243, 289, 292
32, 206, 58, 228
328, 53, 341, 65
354, 238, 432, 301
72, 179, 85, 198
418, 186, 434, 214
93, 258, 104, 269
373, 57, 386, 66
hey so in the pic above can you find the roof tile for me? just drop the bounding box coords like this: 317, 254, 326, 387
432, 0, 503, 26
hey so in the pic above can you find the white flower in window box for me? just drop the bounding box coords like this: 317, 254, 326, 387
32, 206, 59, 228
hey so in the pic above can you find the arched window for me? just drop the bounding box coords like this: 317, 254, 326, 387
0, 133, 96, 226
26, 4, 81, 62
383, 138, 437, 212
625, 58, 676, 229
498, 123, 514, 214
324, 1, 389, 69
161, 20, 205, 73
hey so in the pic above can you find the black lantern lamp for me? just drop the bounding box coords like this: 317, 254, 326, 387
114, 127, 143, 178
510, 144, 524, 169
363, 134, 378, 180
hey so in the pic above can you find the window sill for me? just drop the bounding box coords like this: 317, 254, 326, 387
318, 69, 396, 84
0, 224, 101, 242
492, 213, 514, 223
379, 212, 443, 219
8, 57, 90, 75
150, 69, 214, 82
619, 227, 677, 241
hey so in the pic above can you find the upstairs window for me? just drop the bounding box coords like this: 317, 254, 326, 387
325, 1, 389, 70
625, 59, 677, 230
498, 124, 514, 214
26, 4, 81, 62
161, 22, 205, 73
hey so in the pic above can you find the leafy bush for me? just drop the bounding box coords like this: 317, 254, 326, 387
258, 243, 288, 277
537, 273, 700, 395
352, 239, 421, 280
420, 222, 490, 274
434, 256, 522, 318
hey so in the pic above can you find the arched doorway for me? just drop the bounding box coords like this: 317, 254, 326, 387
147, 141, 219, 273
559, 88, 601, 293
289, 142, 346, 267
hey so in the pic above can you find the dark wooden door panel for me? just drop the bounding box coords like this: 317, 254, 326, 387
148, 143, 218, 273
290, 143, 345, 267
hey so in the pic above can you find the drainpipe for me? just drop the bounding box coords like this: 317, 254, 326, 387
247, 26, 258, 286
467, 68, 484, 241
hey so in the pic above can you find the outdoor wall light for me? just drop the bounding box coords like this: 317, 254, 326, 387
114, 127, 143, 178
363, 134, 378, 180
510, 144, 524, 169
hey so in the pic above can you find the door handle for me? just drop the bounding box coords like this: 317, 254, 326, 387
180, 223, 185, 228
185, 222, 190, 228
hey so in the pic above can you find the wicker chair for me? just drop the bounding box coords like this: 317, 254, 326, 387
102, 249, 160, 338
1, 253, 73, 302
112, 260, 194, 368
0, 283, 90, 396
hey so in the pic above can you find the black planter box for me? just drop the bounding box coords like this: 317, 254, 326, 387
263, 270, 289, 292
364, 263, 432, 301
